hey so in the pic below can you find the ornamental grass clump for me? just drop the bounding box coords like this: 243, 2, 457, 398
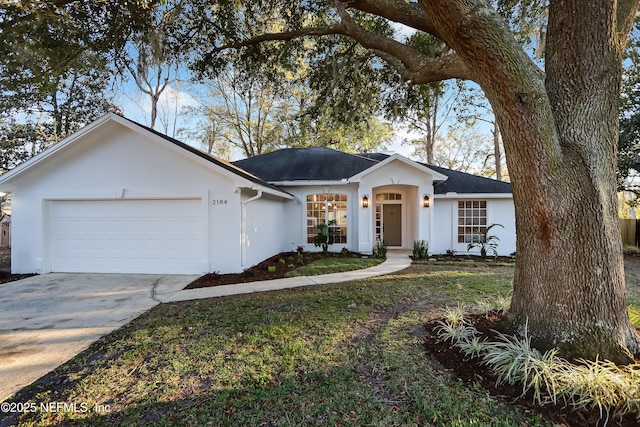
441, 303, 469, 326
435, 301, 640, 421
557, 357, 637, 420
629, 305, 640, 326
493, 291, 512, 312
435, 320, 478, 345
473, 298, 495, 315
457, 335, 489, 359
481, 326, 540, 387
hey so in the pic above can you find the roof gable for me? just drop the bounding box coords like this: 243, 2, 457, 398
348, 153, 449, 182
0, 113, 292, 199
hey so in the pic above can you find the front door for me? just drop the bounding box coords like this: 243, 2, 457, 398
383, 204, 402, 246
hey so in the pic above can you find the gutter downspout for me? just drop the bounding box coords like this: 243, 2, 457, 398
241, 189, 263, 269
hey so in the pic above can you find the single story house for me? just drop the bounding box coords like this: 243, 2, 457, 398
0, 113, 515, 275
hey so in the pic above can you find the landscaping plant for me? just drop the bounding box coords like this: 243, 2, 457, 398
372, 240, 387, 259
466, 223, 504, 259
435, 299, 640, 421
412, 239, 430, 260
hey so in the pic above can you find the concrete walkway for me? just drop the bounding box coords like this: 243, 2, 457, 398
161, 250, 412, 303
0, 251, 411, 401
0, 274, 198, 401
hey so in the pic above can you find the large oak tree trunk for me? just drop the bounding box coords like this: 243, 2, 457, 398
421, 0, 640, 363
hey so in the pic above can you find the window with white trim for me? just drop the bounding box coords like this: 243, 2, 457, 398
457, 200, 487, 243
306, 194, 347, 244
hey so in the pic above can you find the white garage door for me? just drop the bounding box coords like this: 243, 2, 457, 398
48, 199, 206, 274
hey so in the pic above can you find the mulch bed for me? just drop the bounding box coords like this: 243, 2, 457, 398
185, 250, 368, 289
0, 271, 37, 284
423, 313, 640, 427
415, 254, 515, 263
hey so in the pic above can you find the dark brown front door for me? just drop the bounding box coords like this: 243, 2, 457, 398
383, 204, 402, 246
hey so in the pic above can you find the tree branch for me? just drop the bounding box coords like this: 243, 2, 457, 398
334, 1, 473, 83
209, 24, 347, 53
617, 0, 640, 49
207, 4, 473, 85
342, 0, 441, 36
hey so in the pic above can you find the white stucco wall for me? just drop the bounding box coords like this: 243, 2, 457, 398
430, 196, 516, 256
2, 120, 286, 274
242, 193, 286, 268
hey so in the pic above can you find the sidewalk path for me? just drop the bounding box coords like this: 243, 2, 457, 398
160, 250, 412, 303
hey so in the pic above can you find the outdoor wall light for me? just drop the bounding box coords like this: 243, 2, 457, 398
362, 195, 369, 208
423, 195, 430, 208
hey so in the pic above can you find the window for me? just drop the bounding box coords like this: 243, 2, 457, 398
306, 194, 347, 244
375, 192, 402, 201
457, 201, 487, 243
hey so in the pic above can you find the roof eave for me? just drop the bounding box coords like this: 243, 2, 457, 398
266, 180, 352, 187
349, 153, 449, 182
434, 192, 513, 199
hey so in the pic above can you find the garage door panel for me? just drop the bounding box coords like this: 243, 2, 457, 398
49, 199, 206, 274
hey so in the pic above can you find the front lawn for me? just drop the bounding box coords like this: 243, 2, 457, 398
284, 257, 383, 277
4, 260, 639, 426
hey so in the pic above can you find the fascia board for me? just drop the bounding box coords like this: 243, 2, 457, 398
267, 180, 351, 187
434, 193, 513, 199
348, 153, 449, 182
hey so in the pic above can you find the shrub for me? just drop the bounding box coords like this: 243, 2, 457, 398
412, 239, 429, 260
372, 240, 388, 259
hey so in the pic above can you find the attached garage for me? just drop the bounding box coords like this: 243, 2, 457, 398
47, 199, 206, 274
0, 113, 293, 275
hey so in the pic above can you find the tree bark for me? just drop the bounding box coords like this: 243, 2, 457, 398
419, 0, 640, 363
493, 122, 501, 181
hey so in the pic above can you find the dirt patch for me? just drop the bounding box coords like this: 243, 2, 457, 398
185, 250, 371, 289
424, 312, 640, 427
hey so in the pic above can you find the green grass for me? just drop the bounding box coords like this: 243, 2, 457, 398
284, 257, 383, 277
625, 257, 640, 325
7, 262, 620, 427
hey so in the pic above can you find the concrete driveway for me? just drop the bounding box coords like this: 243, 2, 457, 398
0, 273, 197, 401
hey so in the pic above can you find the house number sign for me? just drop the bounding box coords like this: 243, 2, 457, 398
212, 199, 228, 205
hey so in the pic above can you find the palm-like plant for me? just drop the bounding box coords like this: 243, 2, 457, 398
467, 223, 504, 259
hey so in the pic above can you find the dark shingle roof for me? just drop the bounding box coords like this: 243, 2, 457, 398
426, 164, 512, 194
233, 147, 378, 181
233, 147, 511, 195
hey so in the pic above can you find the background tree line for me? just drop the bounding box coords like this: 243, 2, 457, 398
1, 0, 517, 178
